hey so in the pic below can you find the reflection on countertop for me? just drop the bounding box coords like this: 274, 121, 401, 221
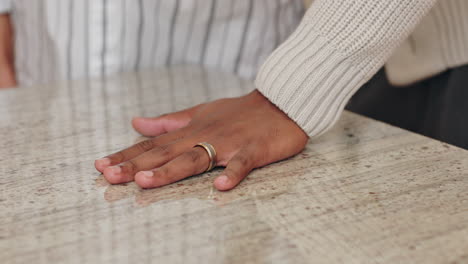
1, 66, 468, 264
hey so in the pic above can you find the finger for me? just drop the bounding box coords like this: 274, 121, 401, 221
132, 105, 200, 137
103, 139, 196, 184
214, 149, 257, 191
94, 128, 190, 172
134, 147, 211, 189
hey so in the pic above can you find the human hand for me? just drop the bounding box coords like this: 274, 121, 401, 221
95, 90, 308, 191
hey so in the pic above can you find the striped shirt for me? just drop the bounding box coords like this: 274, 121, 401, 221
1, 0, 304, 86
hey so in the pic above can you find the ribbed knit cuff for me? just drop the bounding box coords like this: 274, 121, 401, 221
0, 0, 11, 14
255, 31, 366, 138
255, 0, 436, 138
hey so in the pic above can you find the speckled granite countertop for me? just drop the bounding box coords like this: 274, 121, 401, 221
1, 66, 467, 264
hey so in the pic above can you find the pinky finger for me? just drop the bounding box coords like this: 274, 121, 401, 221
214, 149, 257, 191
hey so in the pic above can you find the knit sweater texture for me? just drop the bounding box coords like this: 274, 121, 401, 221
256, 0, 467, 138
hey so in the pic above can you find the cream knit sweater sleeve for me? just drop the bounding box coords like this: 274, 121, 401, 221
255, 0, 437, 138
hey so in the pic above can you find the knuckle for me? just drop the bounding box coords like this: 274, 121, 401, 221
205, 120, 222, 130
229, 125, 245, 136
165, 174, 178, 183
235, 155, 250, 167
151, 144, 172, 157
154, 166, 169, 179
186, 150, 202, 163
162, 167, 180, 182
125, 160, 138, 173
159, 166, 169, 176
154, 167, 172, 182
223, 168, 237, 178
217, 130, 242, 144
135, 139, 154, 152
215, 129, 228, 139
108, 151, 125, 163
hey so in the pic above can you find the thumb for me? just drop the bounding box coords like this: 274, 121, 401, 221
132, 106, 199, 137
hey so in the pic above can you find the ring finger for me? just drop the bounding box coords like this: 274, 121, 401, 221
134, 143, 220, 189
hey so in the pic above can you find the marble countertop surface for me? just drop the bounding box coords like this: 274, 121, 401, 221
1, 66, 467, 264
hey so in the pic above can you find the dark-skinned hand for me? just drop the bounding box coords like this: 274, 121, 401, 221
95, 90, 308, 191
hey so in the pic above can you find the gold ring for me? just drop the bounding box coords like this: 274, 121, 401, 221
194, 142, 217, 172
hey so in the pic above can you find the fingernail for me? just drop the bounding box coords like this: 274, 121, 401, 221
139, 171, 154, 177
96, 158, 111, 166
216, 175, 229, 185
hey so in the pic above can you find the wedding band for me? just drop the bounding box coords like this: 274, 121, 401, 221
194, 142, 217, 172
